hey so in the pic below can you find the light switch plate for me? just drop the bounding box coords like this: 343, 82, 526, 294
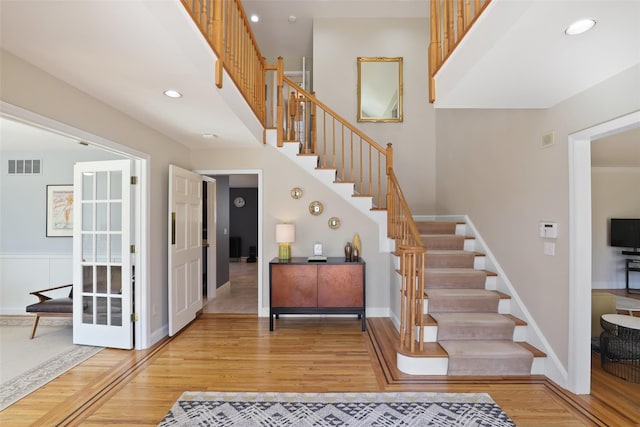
544, 242, 556, 256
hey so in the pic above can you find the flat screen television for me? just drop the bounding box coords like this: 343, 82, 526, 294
610, 218, 640, 253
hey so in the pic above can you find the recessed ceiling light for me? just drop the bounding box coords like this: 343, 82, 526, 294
202, 133, 218, 139
288, 15, 297, 23
163, 89, 182, 98
565, 19, 596, 36
250, 14, 259, 23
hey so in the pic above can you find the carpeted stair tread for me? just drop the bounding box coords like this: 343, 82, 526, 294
426, 289, 500, 313
415, 221, 458, 235
432, 313, 515, 340
421, 234, 466, 250
425, 250, 477, 268
439, 340, 534, 375
424, 268, 488, 289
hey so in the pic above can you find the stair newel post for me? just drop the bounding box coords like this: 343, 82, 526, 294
276, 57, 284, 147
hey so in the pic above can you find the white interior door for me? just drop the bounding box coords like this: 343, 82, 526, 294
73, 159, 133, 349
168, 165, 203, 336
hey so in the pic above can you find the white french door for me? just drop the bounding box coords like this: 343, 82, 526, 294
73, 159, 134, 349
168, 165, 203, 336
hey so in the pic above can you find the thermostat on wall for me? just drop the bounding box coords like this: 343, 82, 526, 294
539, 222, 558, 238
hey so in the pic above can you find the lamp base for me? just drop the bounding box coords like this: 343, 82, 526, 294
278, 243, 291, 260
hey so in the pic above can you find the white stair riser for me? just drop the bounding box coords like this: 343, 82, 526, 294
397, 354, 546, 376
473, 256, 485, 269
397, 354, 448, 375
421, 324, 528, 342
498, 299, 510, 314
424, 298, 510, 314
531, 357, 546, 375
485, 275, 497, 290
464, 239, 476, 251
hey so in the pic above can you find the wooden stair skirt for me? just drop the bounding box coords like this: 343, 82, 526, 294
397, 220, 546, 376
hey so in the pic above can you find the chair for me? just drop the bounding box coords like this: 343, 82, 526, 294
25, 284, 73, 339
592, 292, 617, 337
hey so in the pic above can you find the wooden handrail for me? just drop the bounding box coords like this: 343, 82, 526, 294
387, 169, 424, 248
429, 0, 491, 102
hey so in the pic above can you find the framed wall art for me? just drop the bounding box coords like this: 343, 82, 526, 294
46, 185, 74, 237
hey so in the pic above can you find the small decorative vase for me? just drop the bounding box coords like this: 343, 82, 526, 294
344, 242, 353, 262
352, 247, 359, 262
352, 233, 361, 255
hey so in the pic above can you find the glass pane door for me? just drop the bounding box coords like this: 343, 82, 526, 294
74, 160, 132, 349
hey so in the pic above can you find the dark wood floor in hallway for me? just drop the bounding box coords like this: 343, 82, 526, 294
1, 315, 639, 426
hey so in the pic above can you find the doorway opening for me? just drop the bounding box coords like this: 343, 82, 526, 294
196, 170, 262, 316
568, 110, 640, 394
2, 101, 151, 350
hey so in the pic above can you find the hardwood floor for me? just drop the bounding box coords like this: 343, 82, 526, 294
1, 315, 639, 426
3, 266, 638, 426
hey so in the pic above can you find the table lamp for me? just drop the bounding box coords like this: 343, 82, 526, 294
276, 223, 295, 261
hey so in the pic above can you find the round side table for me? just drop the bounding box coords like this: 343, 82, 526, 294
600, 314, 640, 383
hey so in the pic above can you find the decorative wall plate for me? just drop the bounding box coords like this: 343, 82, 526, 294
309, 201, 323, 216
290, 187, 303, 199
328, 217, 340, 229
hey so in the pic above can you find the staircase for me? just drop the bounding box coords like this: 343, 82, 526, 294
397, 220, 546, 375
181, 0, 546, 378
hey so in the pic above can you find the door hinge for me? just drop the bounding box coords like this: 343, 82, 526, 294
131, 313, 139, 322
130, 245, 136, 254
131, 176, 138, 185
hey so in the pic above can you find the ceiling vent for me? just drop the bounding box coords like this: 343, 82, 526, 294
7, 159, 41, 175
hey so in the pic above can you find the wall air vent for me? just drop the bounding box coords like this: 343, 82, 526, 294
7, 159, 41, 175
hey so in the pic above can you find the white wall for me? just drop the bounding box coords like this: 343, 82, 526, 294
435, 64, 640, 369
0, 148, 121, 314
591, 167, 640, 289
1, 50, 193, 342
190, 145, 391, 316
312, 18, 436, 214
1, 149, 119, 253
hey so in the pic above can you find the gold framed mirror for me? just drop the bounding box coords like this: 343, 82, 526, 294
357, 57, 403, 123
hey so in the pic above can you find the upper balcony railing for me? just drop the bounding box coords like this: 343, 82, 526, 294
428, 0, 491, 102
182, 0, 267, 125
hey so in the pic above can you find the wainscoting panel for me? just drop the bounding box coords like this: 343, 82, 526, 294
0, 253, 72, 315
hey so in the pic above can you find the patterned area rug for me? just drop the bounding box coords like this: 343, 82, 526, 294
159, 391, 516, 426
0, 316, 103, 410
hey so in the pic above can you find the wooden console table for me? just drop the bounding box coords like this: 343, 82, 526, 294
269, 257, 365, 331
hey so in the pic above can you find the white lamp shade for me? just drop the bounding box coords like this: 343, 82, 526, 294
275, 223, 295, 243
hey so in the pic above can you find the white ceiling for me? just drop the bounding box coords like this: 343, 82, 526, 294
434, 0, 640, 108
0, 0, 638, 152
